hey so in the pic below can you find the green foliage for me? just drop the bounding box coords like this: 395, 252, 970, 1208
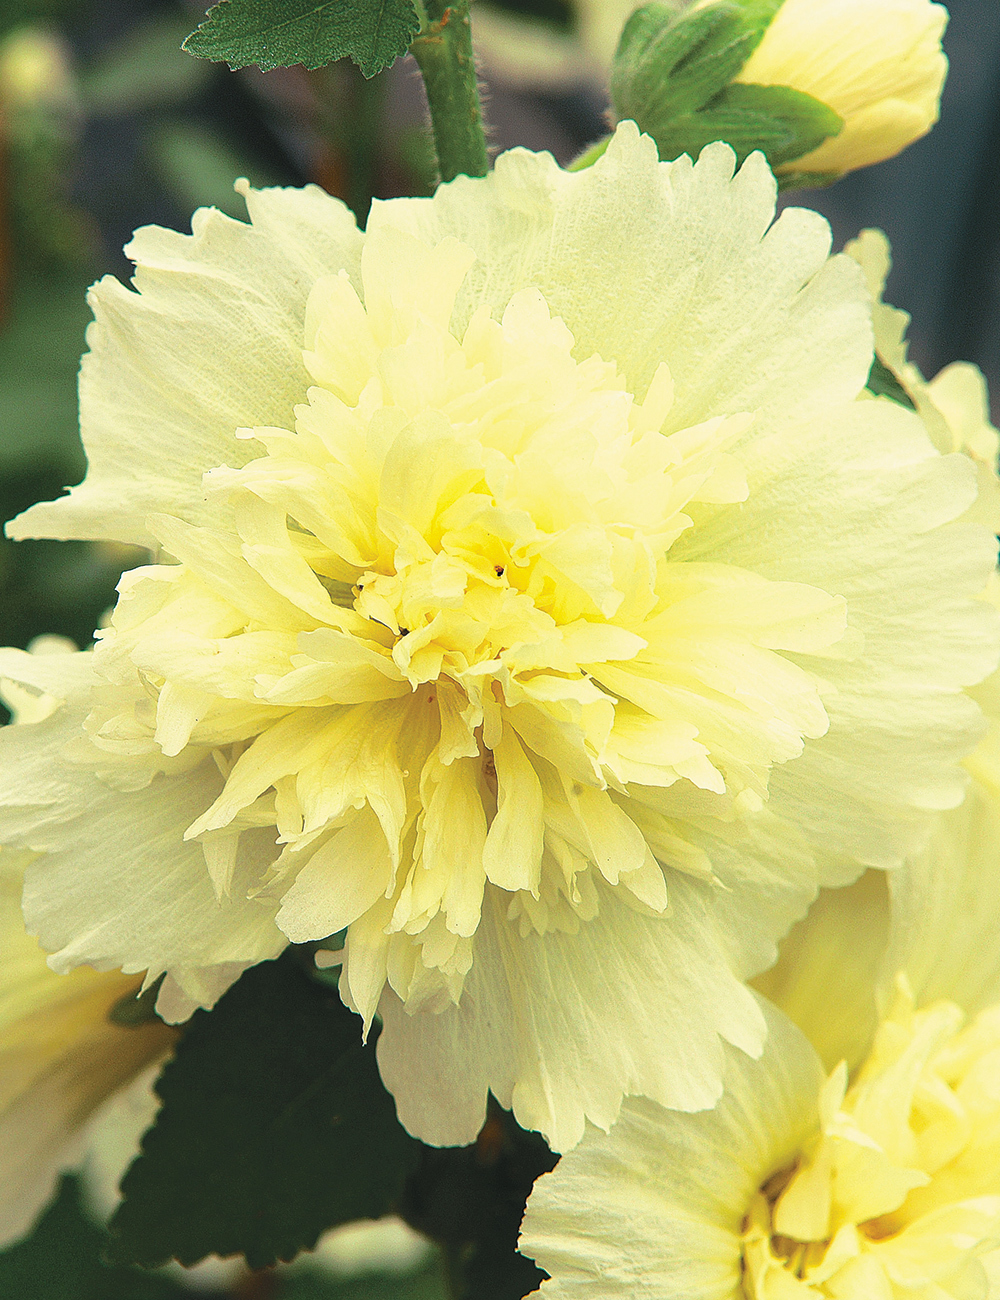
0, 273, 135, 657
0, 1176, 191, 1300
652, 82, 843, 169
108, 955, 421, 1271
182, 0, 421, 78
147, 120, 282, 219
0, 0, 84, 41
79, 14, 213, 115
0, 273, 89, 478
400, 1103, 559, 1300
612, 1, 772, 125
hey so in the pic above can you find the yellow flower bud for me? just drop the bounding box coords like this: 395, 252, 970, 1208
734, 0, 948, 175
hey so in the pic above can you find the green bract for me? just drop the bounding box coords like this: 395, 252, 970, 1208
610, 0, 843, 170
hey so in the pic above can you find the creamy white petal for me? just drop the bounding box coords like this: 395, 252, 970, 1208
752, 870, 889, 1073
0, 873, 174, 1247
682, 398, 999, 870
9, 184, 362, 547
373, 879, 767, 1152
367, 124, 873, 428
0, 706, 285, 983
519, 1000, 824, 1298
881, 776, 1000, 1018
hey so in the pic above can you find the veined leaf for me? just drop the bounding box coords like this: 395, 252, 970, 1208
108, 956, 420, 1271
182, 0, 420, 78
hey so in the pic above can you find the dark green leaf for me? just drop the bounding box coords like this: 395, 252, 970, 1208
400, 1102, 558, 1300
613, 2, 753, 124
182, 0, 420, 77
0, 1175, 190, 1300
651, 81, 842, 168
0, 273, 90, 476
866, 356, 916, 409
108, 956, 420, 1271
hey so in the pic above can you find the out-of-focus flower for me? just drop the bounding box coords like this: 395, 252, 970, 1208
0, 646, 174, 1248
520, 588, 1000, 1297
1, 123, 997, 1151
734, 0, 948, 177
0, 26, 77, 119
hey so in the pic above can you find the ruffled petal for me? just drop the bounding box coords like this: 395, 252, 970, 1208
373, 879, 767, 1152
518, 999, 824, 1297
9, 184, 362, 547
0, 705, 286, 994
368, 124, 873, 428
0, 873, 174, 1247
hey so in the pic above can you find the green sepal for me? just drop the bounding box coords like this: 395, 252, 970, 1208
649, 81, 843, 168
611, 0, 785, 126
182, 0, 421, 78
106, 954, 420, 1271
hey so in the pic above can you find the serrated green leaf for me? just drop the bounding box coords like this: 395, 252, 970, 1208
108, 956, 421, 1271
651, 81, 842, 168
182, 0, 420, 77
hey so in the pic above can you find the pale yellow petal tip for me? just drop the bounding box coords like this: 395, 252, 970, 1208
844, 228, 891, 302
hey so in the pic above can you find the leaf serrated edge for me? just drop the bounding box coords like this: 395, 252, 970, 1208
181, 0, 420, 76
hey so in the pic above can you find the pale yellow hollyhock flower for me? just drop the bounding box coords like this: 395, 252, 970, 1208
1, 122, 997, 1152
848, 227, 1000, 533
520, 611, 1000, 1297
0, 648, 175, 1248
522, 885, 1000, 1298
734, 0, 948, 176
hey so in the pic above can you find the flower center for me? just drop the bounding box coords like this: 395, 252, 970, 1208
78, 226, 854, 1017
742, 981, 1000, 1298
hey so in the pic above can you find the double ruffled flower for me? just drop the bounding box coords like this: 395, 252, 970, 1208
1, 123, 996, 1150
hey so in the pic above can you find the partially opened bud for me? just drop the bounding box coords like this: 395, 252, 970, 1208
607, 0, 947, 185
735, 0, 948, 178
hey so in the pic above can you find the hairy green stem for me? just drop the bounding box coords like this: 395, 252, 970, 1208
410, 0, 488, 183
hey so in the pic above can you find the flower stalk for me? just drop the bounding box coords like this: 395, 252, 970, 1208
410, 0, 488, 183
